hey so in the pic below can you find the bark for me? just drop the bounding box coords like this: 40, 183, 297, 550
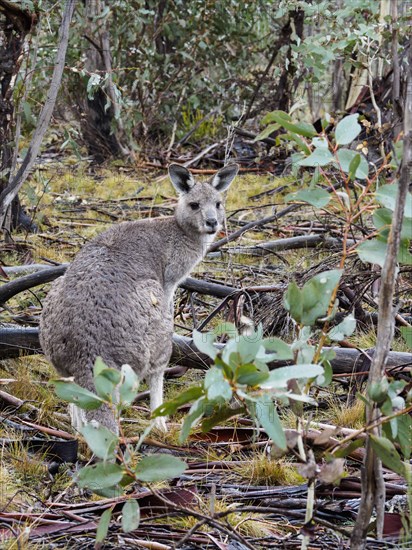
0, 0, 36, 231
0, 0, 76, 228
350, 32, 412, 550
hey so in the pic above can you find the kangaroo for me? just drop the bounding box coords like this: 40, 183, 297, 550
40, 163, 239, 433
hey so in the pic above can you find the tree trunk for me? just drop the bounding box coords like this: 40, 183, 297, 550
80, 0, 122, 163
0, 0, 36, 232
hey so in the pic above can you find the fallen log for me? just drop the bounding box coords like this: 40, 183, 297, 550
1, 326, 410, 375
223, 235, 355, 256
0, 264, 242, 303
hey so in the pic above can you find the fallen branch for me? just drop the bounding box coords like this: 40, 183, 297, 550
1, 326, 410, 375
222, 235, 355, 256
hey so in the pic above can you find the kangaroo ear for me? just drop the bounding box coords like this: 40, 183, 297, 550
168, 164, 195, 194
211, 163, 239, 192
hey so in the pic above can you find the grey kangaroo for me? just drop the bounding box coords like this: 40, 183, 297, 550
40, 163, 239, 432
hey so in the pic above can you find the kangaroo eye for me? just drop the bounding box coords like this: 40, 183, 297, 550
216, 201, 222, 208
189, 202, 200, 211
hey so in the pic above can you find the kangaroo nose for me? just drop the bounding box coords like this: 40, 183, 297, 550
206, 218, 218, 230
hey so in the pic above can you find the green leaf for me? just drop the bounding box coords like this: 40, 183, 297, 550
260, 364, 324, 389
312, 137, 328, 149
76, 462, 124, 490
348, 153, 361, 181
96, 507, 112, 545
286, 187, 331, 208
179, 397, 206, 442
333, 439, 364, 459
254, 123, 280, 141
398, 239, 412, 265
260, 338, 294, 361
395, 414, 412, 460
357, 238, 388, 267
288, 132, 311, 154
283, 281, 303, 324
261, 110, 291, 125
205, 367, 232, 401
297, 148, 333, 167
400, 327, 412, 350
316, 360, 333, 387
300, 269, 343, 326
336, 149, 368, 179
376, 184, 412, 215
53, 380, 104, 410
248, 394, 286, 450
236, 364, 269, 386
261, 111, 317, 137
213, 322, 238, 337
119, 364, 140, 406
121, 499, 140, 533
94, 363, 122, 401
80, 424, 118, 461
135, 454, 187, 482
152, 385, 204, 417
193, 330, 217, 359
237, 333, 263, 364
370, 435, 406, 476
335, 114, 361, 145
201, 405, 246, 432
328, 314, 356, 341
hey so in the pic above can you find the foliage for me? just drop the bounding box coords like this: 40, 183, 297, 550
53, 360, 187, 541
14, 0, 412, 154
154, 267, 353, 450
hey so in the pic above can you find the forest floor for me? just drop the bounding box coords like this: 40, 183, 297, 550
0, 155, 410, 549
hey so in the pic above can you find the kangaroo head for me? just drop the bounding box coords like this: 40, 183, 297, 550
169, 163, 239, 238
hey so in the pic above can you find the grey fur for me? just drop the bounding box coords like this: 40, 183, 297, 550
40, 163, 238, 432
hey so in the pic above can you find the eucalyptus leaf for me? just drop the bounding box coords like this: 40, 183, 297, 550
152, 385, 204, 417
236, 364, 269, 386
193, 330, 217, 359
286, 187, 331, 208
121, 499, 140, 533
119, 364, 140, 406
328, 314, 356, 341
260, 364, 324, 389
201, 405, 246, 432
370, 435, 406, 477
96, 507, 112, 545
348, 153, 361, 181
356, 238, 388, 267
260, 337, 294, 360
253, 123, 280, 141
80, 424, 119, 461
335, 114, 361, 145
180, 396, 206, 442
205, 367, 232, 401
248, 394, 286, 449
53, 380, 104, 410
135, 454, 187, 482
283, 281, 303, 324
400, 326, 412, 350
300, 269, 343, 326
376, 184, 412, 215
336, 148, 368, 179
297, 147, 333, 167
76, 462, 124, 490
